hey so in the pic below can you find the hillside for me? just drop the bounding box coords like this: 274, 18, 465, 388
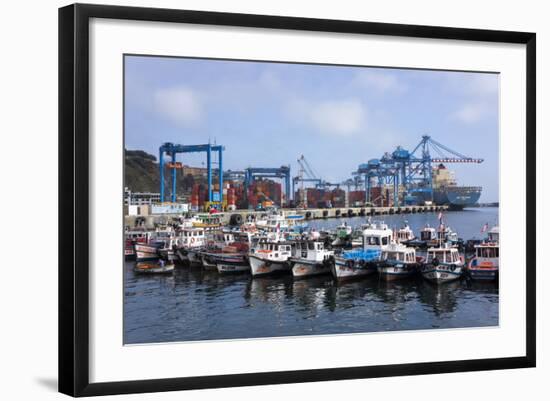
124, 149, 199, 195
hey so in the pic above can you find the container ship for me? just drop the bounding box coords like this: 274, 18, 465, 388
411, 164, 482, 209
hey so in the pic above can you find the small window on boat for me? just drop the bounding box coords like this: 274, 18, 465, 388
308, 242, 315, 250
382, 236, 389, 245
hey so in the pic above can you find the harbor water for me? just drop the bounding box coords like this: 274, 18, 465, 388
124, 207, 499, 344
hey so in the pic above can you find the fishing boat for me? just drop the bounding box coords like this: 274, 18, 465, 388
124, 229, 151, 260
174, 227, 206, 264
332, 221, 392, 280
192, 213, 223, 230
248, 238, 293, 276
134, 226, 176, 262
209, 232, 253, 273
420, 243, 464, 283
466, 242, 499, 281
290, 235, 334, 278
487, 225, 499, 242
377, 242, 423, 281
331, 222, 353, 247
394, 222, 416, 244
256, 212, 290, 233
200, 231, 238, 270
467, 227, 499, 281
134, 258, 175, 274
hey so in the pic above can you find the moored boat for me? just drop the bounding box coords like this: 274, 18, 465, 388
394, 222, 416, 244
174, 227, 206, 264
377, 242, 423, 281
420, 243, 463, 284
125, 229, 151, 260
290, 235, 334, 278
134, 259, 175, 274
248, 238, 293, 276
332, 221, 392, 280
466, 226, 499, 281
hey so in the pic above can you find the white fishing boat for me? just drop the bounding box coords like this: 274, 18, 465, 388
174, 227, 206, 264
377, 242, 423, 281
487, 225, 499, 243
420, 225, 437, 246
394, 222, 415, 244
256, 212, 290, 232
124, 229, 151, 260
134, 226, 176, 261
248, 238, 293, 276
332, 221, 392, 280
420, 243, 464, 283
290, 235, 334, 278
467, 239, 499, 281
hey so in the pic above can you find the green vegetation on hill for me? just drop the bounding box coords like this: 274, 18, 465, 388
125, 149, 199, 195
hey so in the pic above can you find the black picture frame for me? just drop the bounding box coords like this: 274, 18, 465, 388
59, 3, 536, 397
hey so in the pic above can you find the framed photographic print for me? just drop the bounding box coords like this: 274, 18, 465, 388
58, 3, 536, 397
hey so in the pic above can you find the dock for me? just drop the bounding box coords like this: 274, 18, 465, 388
125, 205, 448, 229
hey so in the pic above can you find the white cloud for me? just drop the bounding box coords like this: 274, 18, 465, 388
444, 73, 499, 98
353, 70, 407, 93
153, 87, 202, 125
451, 103, 488, 124
289, 98, 367, 136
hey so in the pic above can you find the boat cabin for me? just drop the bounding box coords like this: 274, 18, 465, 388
193, 213, 223, 229
475, 243, 499, 259
361, 222, 393, 250
252, 240, 293, 259
487, 226, 499, 243
207, 231, 236, 248
427, 246, 461, 265
395, 224, 415, 243
293, 240, 332, 262
420, 226, 436, 242
125, 229, 151, 243
177, 227, 205, 247
382, 243, 416, 263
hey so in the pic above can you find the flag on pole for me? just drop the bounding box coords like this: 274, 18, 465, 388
481, 223, 489, 233
438, 211, 443, 221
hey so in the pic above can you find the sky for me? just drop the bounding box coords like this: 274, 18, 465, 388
124, 56, 499, 202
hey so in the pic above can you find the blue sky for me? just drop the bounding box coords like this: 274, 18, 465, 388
125, 56, 499, 202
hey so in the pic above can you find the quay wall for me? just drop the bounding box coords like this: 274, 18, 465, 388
125, 205, 448, 229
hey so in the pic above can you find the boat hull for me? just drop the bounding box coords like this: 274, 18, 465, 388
134, 243, 161, 261
200, 253, 218, 271
134, 262, 174, 274
332, 258, 377, 280
421, 264, 462, 283
467, 258, 498, 281
291, 259, 331, 278
249, 255, 291, 276
377, 263, 418, 281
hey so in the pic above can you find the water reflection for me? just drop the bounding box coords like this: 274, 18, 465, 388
125, 261, 499, 344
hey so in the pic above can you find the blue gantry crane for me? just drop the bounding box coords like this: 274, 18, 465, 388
244, 166, 291, 206
353, 135, 483, 207
159, 142, 224, 204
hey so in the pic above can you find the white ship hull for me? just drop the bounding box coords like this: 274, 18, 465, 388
421, 265, 462, 283
377, 264, 417, 281
249, 255, 291, 276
